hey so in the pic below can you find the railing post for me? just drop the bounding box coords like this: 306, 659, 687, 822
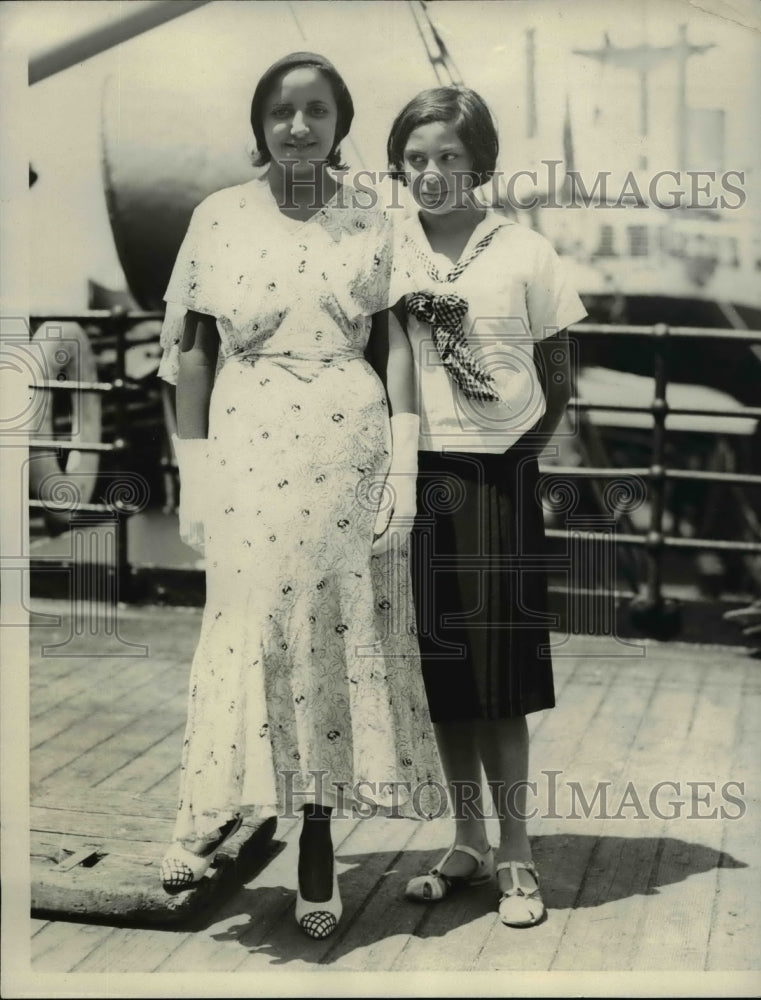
630, 323, 681, 638
41, 508, 148, 656
109, 306, 131, 600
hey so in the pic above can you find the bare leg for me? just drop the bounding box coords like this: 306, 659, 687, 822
432, 720, 491, 877
475, 715, 538, 894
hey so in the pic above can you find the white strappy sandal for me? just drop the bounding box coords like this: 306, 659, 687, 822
405, 843, 495, 902
496, 860, 546, 927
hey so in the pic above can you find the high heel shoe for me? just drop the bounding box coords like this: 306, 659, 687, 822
496, 860, 546, 927
160, 814, 243, 892
295, 853, 342, 939
405, 843, 495, 902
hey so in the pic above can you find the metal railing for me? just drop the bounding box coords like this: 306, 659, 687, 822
543, 322, 761, 636
28, 308, 165, 601
27, 312, 761, 636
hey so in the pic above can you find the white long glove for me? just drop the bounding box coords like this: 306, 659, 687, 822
172, 434, 208, 555
373, 413, 420, 554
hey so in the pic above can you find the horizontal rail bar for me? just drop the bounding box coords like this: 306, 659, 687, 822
569, 323, 761, 342
568, 399, 761, 420
31, 312, 164, 323
545, 528, 761, 554
539, 466, 761, 487
666, 405, 761, 420
30, 380, 116, 393
29, 380, 144, 394
569, 400, 654, 414
546, 529, 645, 545
29, 500, 139, 514
29, 439, 123, 453
538, 466, 650, 478
663, 536, 761, 554
667, 469, 761, 487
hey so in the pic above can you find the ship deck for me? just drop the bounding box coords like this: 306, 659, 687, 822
11, 599, 761, 995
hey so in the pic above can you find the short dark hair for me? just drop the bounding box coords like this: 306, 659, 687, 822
386, 86, 499, 186
250, 51, 354, 171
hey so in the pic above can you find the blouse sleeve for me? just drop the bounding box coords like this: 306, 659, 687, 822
526, 238, 588, 341
157, 198, 225, 384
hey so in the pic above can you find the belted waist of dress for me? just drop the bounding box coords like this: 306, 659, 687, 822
225, 347, 365, 379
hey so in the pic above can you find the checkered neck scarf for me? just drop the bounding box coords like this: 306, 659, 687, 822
405, 226, 503, 401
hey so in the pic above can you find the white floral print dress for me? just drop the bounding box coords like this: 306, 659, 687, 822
159, 177, 441, 840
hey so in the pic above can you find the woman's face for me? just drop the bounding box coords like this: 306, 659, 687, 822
402, 120, 476, 215
262, 67, 339, 175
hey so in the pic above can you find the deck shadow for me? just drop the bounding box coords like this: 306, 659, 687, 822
203, 832, 747, 966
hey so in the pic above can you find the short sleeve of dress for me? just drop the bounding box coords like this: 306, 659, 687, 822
526, 238, 588, 341
344, 209, 405, 317
157, 197, 226, 384
388, 216, 419, 309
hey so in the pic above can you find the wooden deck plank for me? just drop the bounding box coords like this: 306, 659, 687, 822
30, 655, 185, 745
219, 816, 366, 973
30, 656, 136, 719
146, 818, 302, 974
472, 649, 657, 972
32, 699, 111, 752
155, 816, 420, 973
41, 706, 187, 789
706, 656, 761, 970
95, 726, 185, 796
547, 652, 703, 971
550, 657, 703, 971
26, 607, 759, 975
31, 920, 120, 972
153, 816, 361, 974
65, 818, 299, 975
470, 655, 621, 972
328, 816, 449, 970
31, 667, 186, 785
329, 656, 594, 971
373, 663, 609, 974
31, 787, 182, 816
624, 656, 747, 970
32, 813, 277, 938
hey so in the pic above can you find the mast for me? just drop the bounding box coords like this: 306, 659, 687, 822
572, 28, 715, 172
408, 0, 462, 87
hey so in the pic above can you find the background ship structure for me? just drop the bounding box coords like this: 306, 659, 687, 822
19, 0, 761, 634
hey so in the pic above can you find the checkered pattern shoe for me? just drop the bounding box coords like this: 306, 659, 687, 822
160, 814, 243, 892
295, 855, 342, 939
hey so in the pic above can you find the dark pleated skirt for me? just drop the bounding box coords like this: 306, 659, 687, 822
409, 449, 555, 723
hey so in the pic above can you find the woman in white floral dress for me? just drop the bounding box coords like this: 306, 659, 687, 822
156, 53, 440, 938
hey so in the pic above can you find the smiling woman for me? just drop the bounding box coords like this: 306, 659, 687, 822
155, 50, 441, 943
250, 51, 353, 176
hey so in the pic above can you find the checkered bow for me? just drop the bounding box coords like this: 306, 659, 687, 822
406, 291, 500, 401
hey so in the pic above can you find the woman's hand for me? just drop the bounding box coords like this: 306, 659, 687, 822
367, 308, 420, 554
373, 412, 420, 554
174, 312, 219, 554
173, 435, 208, 554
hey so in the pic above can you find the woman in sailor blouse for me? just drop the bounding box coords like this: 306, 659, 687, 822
387, 86, 588, 928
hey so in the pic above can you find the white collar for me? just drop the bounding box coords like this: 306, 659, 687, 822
403, 207, 514, 275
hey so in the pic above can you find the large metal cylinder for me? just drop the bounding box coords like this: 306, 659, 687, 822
97, 0, 437, 308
